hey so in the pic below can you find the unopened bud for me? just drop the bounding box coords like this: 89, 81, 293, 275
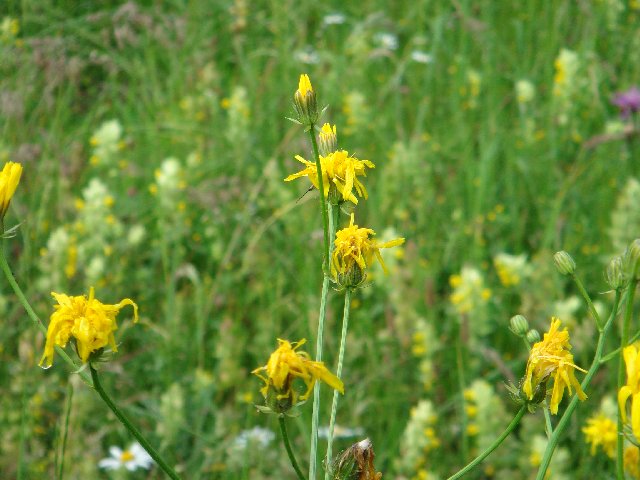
319, 123, 338, 156
332, 438, 382, 480
509, 315, 529, 337
624, 239, 640, 279
293, 74, 319, 125
526, 329, 541, 344
606, 255, 627, 289
553, 251, 576, 276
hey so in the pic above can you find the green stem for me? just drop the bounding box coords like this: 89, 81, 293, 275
618, 281, 637, 479
89, 365, 182, 480
309, 202, 336, 480
0, 239, 91, 383
456, 317, 469, 462
324, 288, 352, 480
56, 381, 73, 480
308, 125, 330, 266
535, 289, 622, 480
280, 416, 307, 480
571, 273, 603, 330
447, 405, 527, 480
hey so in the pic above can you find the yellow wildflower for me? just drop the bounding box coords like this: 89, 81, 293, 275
285, 150, 375, 205
625, 446, 640, 480
619, 344, 640, 439
331, 214, 404, 287
582, 413, 616, 458
298, 74, 313, 97
39, 287, 138, 368
252, 339, 343, 405
318, 123, 338, 155
522, 317, 587, 414
0, 161, 22, 220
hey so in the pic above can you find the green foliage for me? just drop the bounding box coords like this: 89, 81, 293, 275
1, 0, 640, 478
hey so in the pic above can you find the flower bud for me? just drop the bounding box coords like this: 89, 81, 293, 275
319, 123, 338, 156
606, 255, 627, 289
624, 239, 640, 279
331, 438, 382, 480
509, 315, 529, 337
553, 251, 576, 276
293, 74, 319, 125
526, 329, 541, 344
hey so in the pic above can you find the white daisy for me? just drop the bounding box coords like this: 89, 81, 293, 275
375, 32, 398, 51
98, 442, 154, 471
410, 50, 433, 64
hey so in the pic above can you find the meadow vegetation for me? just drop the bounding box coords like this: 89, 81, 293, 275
2, 1, 640, 479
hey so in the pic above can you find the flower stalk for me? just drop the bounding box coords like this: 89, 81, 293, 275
324, 287, 352, 480
89, 364, 182, 480
280, 416, 307, 480
446, 405, 527, 480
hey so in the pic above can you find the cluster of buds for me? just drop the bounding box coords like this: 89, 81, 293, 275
509, 314, 540, 345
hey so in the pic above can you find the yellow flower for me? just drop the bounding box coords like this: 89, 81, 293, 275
619, 344, 640, 439
331, 214, 405, 286
39, 287, 138, 368
582, 414, 617, 458
625, 446, 640, 480
285, 150, 375, 205
252, 339, 343, 405
522, 317, 587, 414
0, 161, 22, 220
298, 74, 313, 97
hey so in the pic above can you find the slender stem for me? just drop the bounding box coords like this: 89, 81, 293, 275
280, 416, 307, 480
447, 406, 527, 480
324, 288, 352, 480
456, 316, 469, 462
571, 273, 603, 330
56, 381, 73, 480
89, 365, 182, 480
0, 240, 91, 383
618, 281, 637, 479
535, 289, 622, 480
309, 202, 336, 480
308, 126, 330, 265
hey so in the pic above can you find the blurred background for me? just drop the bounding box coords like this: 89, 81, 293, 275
1, 0, 640, 478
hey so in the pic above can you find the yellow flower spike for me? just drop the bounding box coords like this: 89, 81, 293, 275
619, 344, 640, 439
285, 150, 375, 205
522, 317, 587, 414
252, 339, 343, 411
0, 161, 22, 220
331, 214, 405, 288
39, 287, 138, 368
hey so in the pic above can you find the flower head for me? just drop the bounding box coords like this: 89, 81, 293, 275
618, 344, 640, 439
39, 287, 138, 368
98, 443, 153, 471
285, 150, 375, 205
582, 413, 617, 458
522, 317, 587, 414
613, 87, 640, 119
252, 339, 343, 411
0, 161, 22, 220
331, 214, 405, 287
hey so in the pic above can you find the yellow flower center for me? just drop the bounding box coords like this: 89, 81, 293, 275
120, 450, 135, 462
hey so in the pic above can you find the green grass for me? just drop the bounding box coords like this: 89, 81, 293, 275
1, 0, 640, 478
